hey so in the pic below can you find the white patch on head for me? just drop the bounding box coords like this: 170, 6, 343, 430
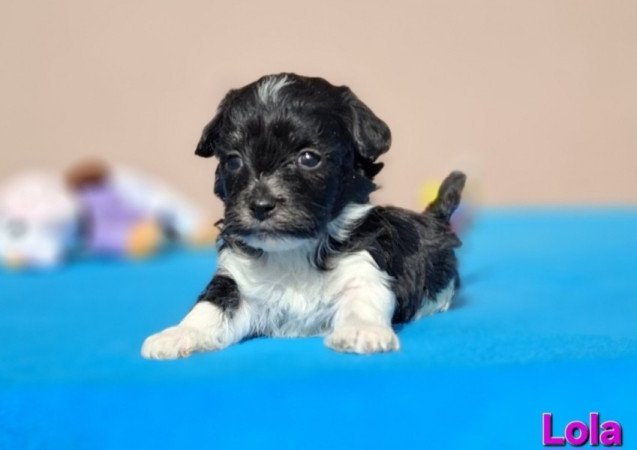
414, 280, 456, 320
257, 75, 293, 104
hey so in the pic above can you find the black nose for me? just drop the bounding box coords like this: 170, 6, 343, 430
250, 196, 277, 221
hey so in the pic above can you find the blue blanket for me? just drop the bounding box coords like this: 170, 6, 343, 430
1, 209, 636, 449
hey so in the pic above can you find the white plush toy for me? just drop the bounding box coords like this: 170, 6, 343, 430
0, 172, 79, 268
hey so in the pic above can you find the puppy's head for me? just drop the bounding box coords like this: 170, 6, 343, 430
195, 73, 390, 251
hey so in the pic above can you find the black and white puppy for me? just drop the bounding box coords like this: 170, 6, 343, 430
141, 73, 465, 358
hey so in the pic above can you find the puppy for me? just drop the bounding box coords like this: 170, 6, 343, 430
141, 73, 465, 358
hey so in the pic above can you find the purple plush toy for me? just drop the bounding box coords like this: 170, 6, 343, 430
67, 160, 214, 260
77, 183, 157, 257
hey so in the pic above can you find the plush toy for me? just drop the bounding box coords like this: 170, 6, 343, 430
0, 172, 79, 268
0, 161, 217, 269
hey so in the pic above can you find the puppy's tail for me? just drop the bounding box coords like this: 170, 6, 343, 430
425, 171, 467, 221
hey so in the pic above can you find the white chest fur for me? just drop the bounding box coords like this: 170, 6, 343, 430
217, 244, 392, 337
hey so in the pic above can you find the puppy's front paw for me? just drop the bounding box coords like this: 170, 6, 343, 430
141, 326, 215, 360
325, 323, 400, 354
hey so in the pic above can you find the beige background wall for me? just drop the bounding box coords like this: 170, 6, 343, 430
1, 0, 636, 217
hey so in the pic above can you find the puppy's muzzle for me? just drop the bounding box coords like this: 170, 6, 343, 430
250, 196, 276, 221
249, 185, 279, 221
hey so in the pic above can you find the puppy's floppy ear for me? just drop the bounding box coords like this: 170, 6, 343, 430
194, 116, 221, 158
195, 90, 236, 158
342, 88, 392, 162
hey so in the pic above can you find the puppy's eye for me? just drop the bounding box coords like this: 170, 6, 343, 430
224, 155, 243, 172
296, 151, 321, 169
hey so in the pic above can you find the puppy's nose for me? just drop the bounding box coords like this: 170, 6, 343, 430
249, 196, 277, 221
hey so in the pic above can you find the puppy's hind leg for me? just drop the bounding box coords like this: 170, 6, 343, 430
325, 253, 399, 354
141, 275, 250, 360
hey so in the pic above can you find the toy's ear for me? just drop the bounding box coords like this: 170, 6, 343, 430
195, 90, 236, 158
342, 87, 391, 163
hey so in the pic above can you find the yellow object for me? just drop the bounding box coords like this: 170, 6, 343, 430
419, 180, 442, 209
126, 220, 162, 258
4, 252, 26, 270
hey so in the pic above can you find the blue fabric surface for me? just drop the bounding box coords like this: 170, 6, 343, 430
1, 209, 636, 449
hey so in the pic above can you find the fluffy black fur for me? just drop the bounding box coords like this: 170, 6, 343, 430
195, 73, 465, 323
196, 74, 388, 240
330, 172, 466, 323
196, 274, 241, 316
